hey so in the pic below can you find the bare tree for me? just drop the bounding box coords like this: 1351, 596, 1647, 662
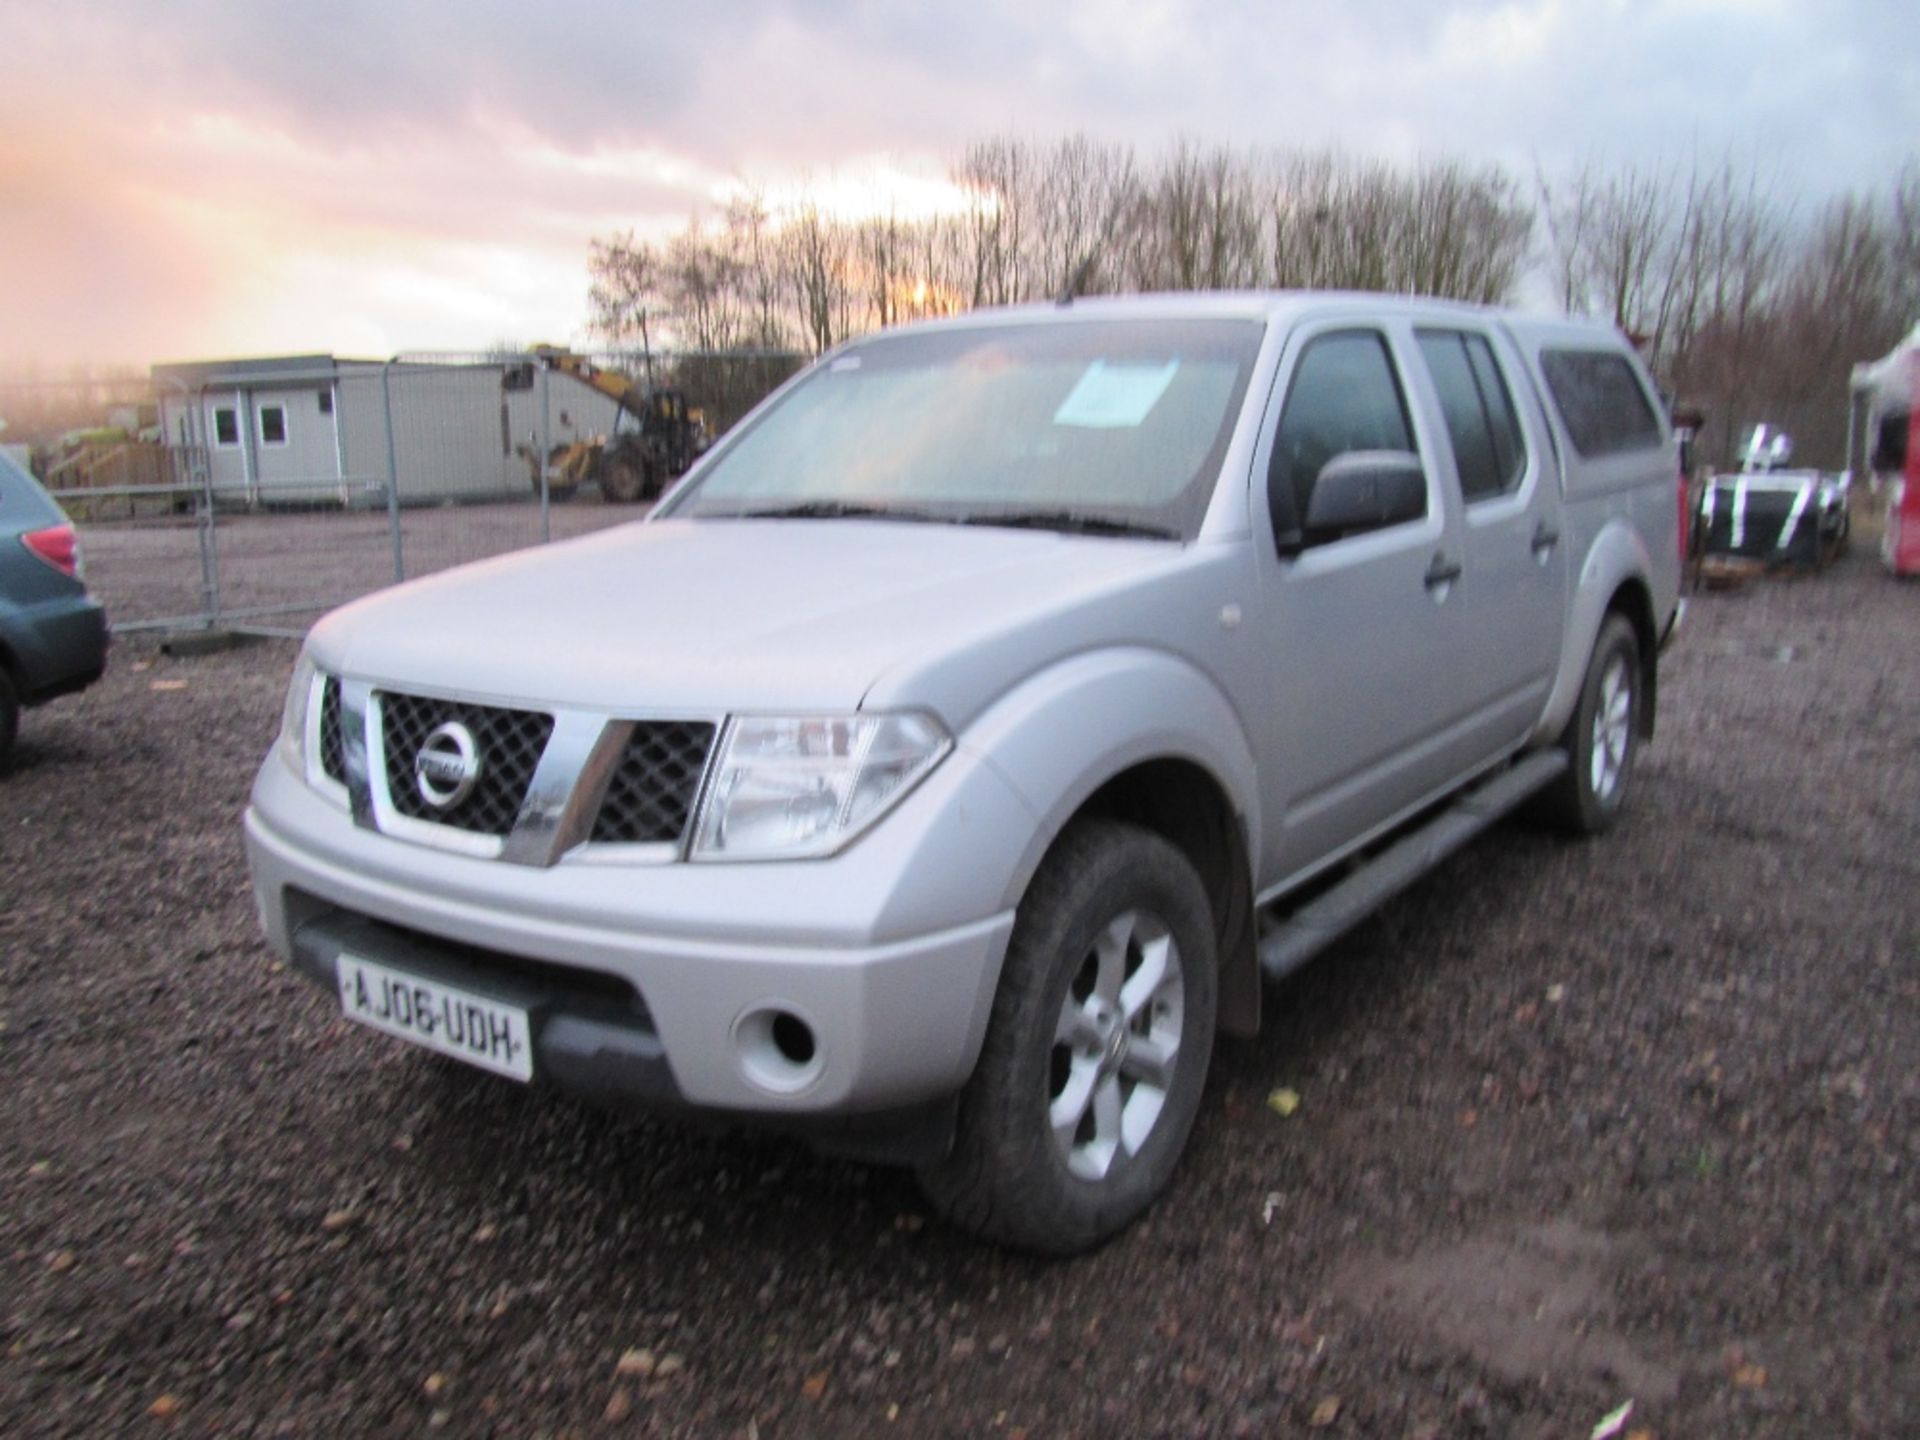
1031, 135, 1139, 297
585, 137, 1918, 468
953, 138, 1031, 306
1890, 161, 1920, 320
723, 190, 789, 348
780, 203, 854, 355
586, 231, 665, 357
1399, 159, 1532, 303
860, 210, 913, 330
658, 219, 747, 352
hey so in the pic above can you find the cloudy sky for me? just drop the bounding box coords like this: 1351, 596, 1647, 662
2, 0, 1913, 367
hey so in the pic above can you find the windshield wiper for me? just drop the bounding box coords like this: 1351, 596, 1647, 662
723, 500, 937, 522
716, 500, 1178, 539
953, 509, 1181, 540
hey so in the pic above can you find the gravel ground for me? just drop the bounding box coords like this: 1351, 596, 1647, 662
2, 548, 1915, 1439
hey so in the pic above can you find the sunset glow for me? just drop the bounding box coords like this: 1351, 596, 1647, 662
721, 161, 987, 227
0, 0, 1910, 368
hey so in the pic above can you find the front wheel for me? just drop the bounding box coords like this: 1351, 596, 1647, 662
1540, 614, 1640, 834
600, 454, 647, 503
918, 819, 1217, 1254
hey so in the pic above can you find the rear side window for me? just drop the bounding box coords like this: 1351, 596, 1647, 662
1269, 330, 1420, 544
1539, 348, 1662, 458
1417, 330, 1526, 501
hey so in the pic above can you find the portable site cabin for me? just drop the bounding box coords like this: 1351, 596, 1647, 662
150, 355, 625, 508
1849, 324, 1920, 576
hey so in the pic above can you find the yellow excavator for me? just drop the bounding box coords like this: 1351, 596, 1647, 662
514, 348, 705, 503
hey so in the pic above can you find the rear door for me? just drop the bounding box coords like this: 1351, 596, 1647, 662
1409, 324, 1567, 756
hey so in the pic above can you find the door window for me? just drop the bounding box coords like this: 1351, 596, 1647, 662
1416, 330, 1526, 502
1268, 330, 1419, 550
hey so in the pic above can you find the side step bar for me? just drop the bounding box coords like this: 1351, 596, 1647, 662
1257, 749, 1569, 983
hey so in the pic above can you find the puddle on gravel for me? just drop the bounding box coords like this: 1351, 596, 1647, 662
1333, 1220, 1680, 1402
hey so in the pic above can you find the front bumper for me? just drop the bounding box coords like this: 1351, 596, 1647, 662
244, 746, 1024, 1124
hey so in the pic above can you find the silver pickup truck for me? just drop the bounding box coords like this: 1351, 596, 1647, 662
246, 293, 1680, 1252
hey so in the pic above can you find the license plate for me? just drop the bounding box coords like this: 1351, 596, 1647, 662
338, 955, 533, 1082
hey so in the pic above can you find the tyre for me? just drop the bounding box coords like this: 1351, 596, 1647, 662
600, 455, 646, 504
1539, 614, 1640, 835
0, 669, 17, 770
918, 819, 1217, 1254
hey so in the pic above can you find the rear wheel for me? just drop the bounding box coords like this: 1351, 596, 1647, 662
1540, 615, 1640, 834
918, 820, 1217, 1254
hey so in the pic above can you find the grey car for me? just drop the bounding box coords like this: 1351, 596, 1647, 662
0, 452, 109, 765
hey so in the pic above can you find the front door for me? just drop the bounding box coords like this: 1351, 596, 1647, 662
1249, 323, 1472, 891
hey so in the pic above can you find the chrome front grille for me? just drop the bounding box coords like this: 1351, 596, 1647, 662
590, 721, 716, 845
377, 691, 554, 837
318, 676, 346, 784
322, 677, 718, 863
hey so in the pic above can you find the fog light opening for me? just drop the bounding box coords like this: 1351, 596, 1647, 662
770, 1011, 816, 1066
735, 1006, 825, 1095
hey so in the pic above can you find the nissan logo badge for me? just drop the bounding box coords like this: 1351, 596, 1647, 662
415, 720, 481, 809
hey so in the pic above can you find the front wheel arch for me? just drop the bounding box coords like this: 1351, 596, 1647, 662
1071, 759, 1258, 1039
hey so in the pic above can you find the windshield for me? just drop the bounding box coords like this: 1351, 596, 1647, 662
666, 318, 1264, 538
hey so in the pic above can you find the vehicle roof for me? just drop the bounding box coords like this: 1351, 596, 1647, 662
853, 290, 1629, 348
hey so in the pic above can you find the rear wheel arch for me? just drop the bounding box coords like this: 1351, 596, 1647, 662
1605, 577, 1658, 740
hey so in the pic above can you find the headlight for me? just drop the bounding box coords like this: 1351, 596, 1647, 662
278, 653, 317, 773
691, 713, 951, 860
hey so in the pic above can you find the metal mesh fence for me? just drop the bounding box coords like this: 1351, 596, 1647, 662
0, 374, 214, 629
0, 347, 807, 637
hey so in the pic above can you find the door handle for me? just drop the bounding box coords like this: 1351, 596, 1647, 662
1532, 521, 1560, 554
1424, 554, 1462, 590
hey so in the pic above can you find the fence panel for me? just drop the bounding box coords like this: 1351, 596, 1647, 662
168, 367, 395, 636
1, 376, 216, 632
2, 347, 810, 638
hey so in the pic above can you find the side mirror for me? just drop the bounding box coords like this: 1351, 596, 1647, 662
1301, 450, 1427, 542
